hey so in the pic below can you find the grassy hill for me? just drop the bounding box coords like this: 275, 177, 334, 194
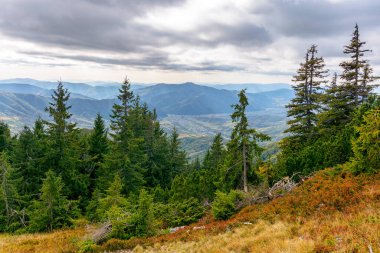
1, 169, 378, 253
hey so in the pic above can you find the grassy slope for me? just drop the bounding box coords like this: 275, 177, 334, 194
1, 169, 379, 253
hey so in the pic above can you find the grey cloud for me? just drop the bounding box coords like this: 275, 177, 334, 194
0, 0, 272, 53
256, 0, 380, 39
0, 0, 179, 53
204, 23, 272, 48
20, 50, 244, 72
1, 0, 379, 74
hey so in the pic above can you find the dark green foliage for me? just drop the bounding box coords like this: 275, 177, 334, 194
285, 45, 327, 142
339, 24, 377, 108
28, 170, 79, 232
0, 123, 12, 152
1, 26, 379, 238
350, 104, 380, 173
203, 133, 226, 171
277, 26, 378, 177
95, 175, 129, 221
167, 128, 187, 179
88, 114, 108, 193
212, 190, 243, 220
130, 189, 154, 236
11, 123, 48, 198
154, 197, 204, 227
225, 89, 270, 192
45, 82, 89, 200
0, 153, 24, 232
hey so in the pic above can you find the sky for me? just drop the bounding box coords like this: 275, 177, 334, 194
0, 0, 379, 84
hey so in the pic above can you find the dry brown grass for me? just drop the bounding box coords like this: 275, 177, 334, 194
1, 170, 379, 253
113, 170, 380, 253
130, 220, 314, 253
0, 227, 89, 253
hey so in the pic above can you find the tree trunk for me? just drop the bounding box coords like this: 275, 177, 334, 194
243, 142, 248, 193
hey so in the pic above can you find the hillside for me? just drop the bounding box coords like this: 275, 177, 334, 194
0, 81, 293, 158
207, 83, 291, 93
0, 79, 145, 100
1, 169, 378, 253
136, 83, 293, 116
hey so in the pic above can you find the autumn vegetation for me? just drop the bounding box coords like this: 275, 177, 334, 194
0, 24, 379, 252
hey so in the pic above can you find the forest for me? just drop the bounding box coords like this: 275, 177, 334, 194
0, 24, 379, 246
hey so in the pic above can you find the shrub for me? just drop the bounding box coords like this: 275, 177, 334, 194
212, 190, 243, 220
154, 197, 205, 228
107, 205, 130, 239
78, 240, 97, 253
350, 108, 380, 173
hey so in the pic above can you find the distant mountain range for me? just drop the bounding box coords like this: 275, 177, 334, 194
0, 79, 294, 121
0, 78, 294, 157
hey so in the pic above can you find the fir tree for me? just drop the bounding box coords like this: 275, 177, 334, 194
96, 175, 129, 221
0, 153, 23, 231
228, 90, 270, 192
45, 81, 87, 199
88, 114, 109, 193
339, 24, 376, 108
203, 133, 226, 171
168, 128, 187, 178
0, 122, 11, 153
110, 77, 134, 152
132, 189, 154, 236
89, 113, 108, 162
350, 106, 380, 173
285, 45, 328, 142
103, 77, 145, 194
29, 170, 77, 232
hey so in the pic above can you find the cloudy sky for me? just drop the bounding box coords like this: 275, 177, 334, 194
0, 0, 379, 84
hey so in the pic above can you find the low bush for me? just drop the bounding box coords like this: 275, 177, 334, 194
154, 197, 205, 228
212, 190, 244, 220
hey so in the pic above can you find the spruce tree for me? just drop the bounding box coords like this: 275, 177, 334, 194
0, 153, 22, 231
110, 77, 134, 152
168, 128, 187, 178
29, 170, 77, 232
339, 24, 376, 108
88, 114, 109, 193
203, 133, 225, 171
227, 89, 270, 192
89, 113, 108, 162
103, 77, 145, 193
96, 175, 129, 221
45, 81, 76, 169
11, 126, 41, 197
45, 81, 87, 199
0, 122, 12, 153
133, 189, 154, 236
319, 72, 351, 130
351, 106, 380, 173
284, 45, 328, 143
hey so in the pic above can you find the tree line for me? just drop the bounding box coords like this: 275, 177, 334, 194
0, 24, 378, 239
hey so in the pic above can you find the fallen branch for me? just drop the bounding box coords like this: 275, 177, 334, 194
251, 172, 308, 204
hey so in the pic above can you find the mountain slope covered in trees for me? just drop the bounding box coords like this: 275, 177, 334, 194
0, 24, 379, 253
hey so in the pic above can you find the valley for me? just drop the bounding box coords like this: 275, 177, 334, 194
0, 79, 292, 158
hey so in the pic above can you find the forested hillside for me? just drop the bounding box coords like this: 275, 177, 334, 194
0, 24, 379, 253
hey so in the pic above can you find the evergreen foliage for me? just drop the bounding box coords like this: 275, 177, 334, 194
29, 170, 78, 232
226, 89, 270, 192
0, 24, 378, 241
212, 190, 243, 220
0, 153, 23, 232
284, 45, 328, 143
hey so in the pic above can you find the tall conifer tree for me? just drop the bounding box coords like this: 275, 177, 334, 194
285, 45, 328, 142
227, 90, 270, 192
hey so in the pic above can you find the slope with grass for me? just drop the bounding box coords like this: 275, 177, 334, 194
1, 169, 379, 253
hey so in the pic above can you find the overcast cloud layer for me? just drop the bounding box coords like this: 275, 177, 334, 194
0, 0, 379, 83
